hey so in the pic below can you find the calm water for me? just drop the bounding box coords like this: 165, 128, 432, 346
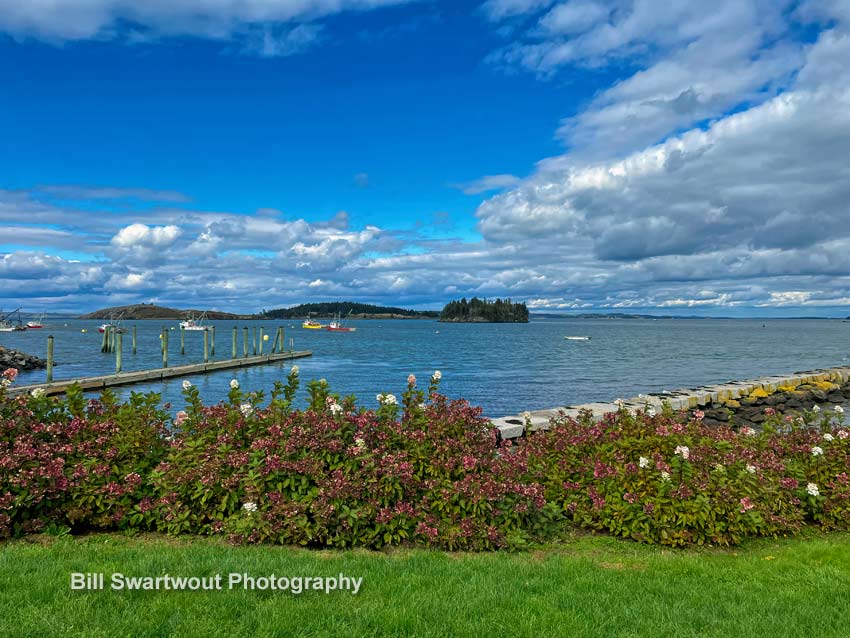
3, 318, 850, 416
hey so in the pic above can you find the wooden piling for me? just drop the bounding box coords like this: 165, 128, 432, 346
232, 327, 237, 359
101, 328, 108, 353
252, 327, 257, 356
203, 330, 209, 363
162, 329, 169, 368
116, 332, 123, 373
243, 327, 249, 358
46, 335, 54, 383
211, 326, 216, 356
132, 325, 137, 355
258, 327, 264, 355
180, 326, 185, 355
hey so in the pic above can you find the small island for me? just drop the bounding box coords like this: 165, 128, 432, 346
439, 297, 529, 323
79, 304, 249, 320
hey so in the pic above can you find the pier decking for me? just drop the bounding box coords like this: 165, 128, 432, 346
7, 350, 312, 397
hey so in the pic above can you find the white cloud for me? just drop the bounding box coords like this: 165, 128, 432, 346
454, 174, 523, 195
0, 0, 416, 47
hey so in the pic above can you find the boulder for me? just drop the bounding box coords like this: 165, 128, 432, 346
0, 346, 48, 371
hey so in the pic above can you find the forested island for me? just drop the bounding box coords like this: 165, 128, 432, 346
261, 302, 439, 320
439, 297, 529, 323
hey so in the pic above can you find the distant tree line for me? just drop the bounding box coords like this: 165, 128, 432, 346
439, 297, 529, 323
261, 302, 439, 319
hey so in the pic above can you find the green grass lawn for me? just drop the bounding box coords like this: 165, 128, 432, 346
2, 532, 850, 638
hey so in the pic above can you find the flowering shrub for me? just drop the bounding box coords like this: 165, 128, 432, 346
1, 366, 849, 548
0, 377, 169, 537
521, 405, 850, 546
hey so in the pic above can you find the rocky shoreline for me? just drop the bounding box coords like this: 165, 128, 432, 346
0, 346, 48, 371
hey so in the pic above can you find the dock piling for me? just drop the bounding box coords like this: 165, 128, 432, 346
116, 332, 123, 373
180, 326, 185, 355
101, 328, 107, 353
258, 327, 264, 355
232, 327, 237, 359
243, 327, 248, 358
132, 325, 137, 355
46, 335, 54, 382
211, 326, 216, 356
203, 330, 209, 363
252, 327, 257, 356
162, 329, 169, 368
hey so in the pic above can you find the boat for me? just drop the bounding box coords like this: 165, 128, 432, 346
97, 312, 128, 334
564, 336, 591, 341
324, 312, 356, 332
302, 319, 325, 329
180, 312, 211, 331
0, 308, 27, 332
26, 313, 45, 329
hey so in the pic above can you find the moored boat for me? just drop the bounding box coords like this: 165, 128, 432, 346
180, 312, 211, 331
26, 313, 45, 329
0, 308, 27, 332
302, 319, 325, 329
564, 336, 591, 341
324, 313, 356, 332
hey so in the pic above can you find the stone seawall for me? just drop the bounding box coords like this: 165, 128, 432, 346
491, 366, 850, 440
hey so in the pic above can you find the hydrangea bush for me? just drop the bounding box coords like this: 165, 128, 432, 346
1, 367, 848, 547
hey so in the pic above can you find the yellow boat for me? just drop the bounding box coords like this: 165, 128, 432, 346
302, 319, 324, 329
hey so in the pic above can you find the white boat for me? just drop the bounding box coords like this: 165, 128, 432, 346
0, 308, 27, 332
564, 336, 591, 341
180, 312, 211, 331
26, 313, 45, 329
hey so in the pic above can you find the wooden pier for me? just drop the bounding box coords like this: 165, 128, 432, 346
7, 350, 312, 397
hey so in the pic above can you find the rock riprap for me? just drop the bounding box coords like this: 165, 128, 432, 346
0, 346, 48, 371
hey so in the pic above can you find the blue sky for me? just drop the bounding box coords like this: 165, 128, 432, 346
2, 0, 850, 315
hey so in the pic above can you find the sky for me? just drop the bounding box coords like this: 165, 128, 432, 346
1, 0, 849, 316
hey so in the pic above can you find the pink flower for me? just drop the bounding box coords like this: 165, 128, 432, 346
838, 430, 850, 440
693, 410, 705, 420
764, 407, 776, 416
739, 497, 754, 513
407, 374, 416, 386
174, 410, 188, 426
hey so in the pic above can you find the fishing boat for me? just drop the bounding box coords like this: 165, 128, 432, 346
98, 312, 128, 333
180, 312, 211, 331
325, 313, 356, 332
564, 336, 591, 341
26, 313, 45, 329
0, 308, 27, 332
302, 319, 324, 329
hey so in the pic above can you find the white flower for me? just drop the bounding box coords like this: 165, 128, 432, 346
813, 404, 821, 413
746, 464, 756, 474
0, 379, 10, 388
646, 406, 657, 417
521, 411, 532, 423
432, 370, 442, 380
740, 427, 757, 436
714, 463, 725, 472
674, 445, 690, 460
182, 380, 192, 390
381, 394, 398, 406
242, 502, 258, 513
30, 388, 45, 398
329, 402, 343, 416
418, 403, 427, 410
638, 456, 650, 469
614, 398, 625, 408
811, 446, 824, 456
376, 393, 384, 403
835, 405, 845, 414
239, 403, 253, 417
807, 483, 820, 497
660, 471, 671, 482
230, 379, 239, 389
290, 365, 299, 375
823, 433, 834, 442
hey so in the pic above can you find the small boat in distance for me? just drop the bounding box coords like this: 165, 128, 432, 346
564, 336, 591, 341
98, 312, 128, 333
325, 313, 356, 332
26, 313, 45, 329
180, 312, 211, 331
302, 319, 325, 329
0, 308, 27, 332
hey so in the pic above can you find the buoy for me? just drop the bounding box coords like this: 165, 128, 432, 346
263, 334, 269, 341
81, 329, 87, 333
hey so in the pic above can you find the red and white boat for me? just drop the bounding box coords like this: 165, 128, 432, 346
26, 313, 45, 329
324, 313, 356, 332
